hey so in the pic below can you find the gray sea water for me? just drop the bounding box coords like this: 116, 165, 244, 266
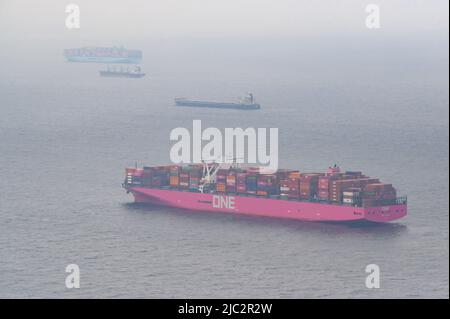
0, 36, 448, 298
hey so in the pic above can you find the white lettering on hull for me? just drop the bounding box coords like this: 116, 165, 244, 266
212, 195, 235, 210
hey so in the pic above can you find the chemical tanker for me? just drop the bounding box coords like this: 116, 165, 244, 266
123, 163, 407, 223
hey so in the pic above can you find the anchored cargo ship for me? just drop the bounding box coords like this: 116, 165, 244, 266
123, 163, 407, 223
99, 65, 145, 78
64, 46, 142, 64
175, 93, 261, 110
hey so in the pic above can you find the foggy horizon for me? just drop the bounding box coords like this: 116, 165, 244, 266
0, 0, 448, 300
1, 0, 448, 40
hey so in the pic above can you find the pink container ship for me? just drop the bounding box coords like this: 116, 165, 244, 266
122, 163, 407, 223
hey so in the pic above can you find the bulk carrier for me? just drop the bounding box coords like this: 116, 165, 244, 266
123, 163, 407, 223
175, 93, 261, 110
99, 66, 145, 78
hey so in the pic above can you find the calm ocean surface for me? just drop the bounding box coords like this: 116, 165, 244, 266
0, 37, 448, 298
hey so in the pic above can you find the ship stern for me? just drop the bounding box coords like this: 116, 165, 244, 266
363, 204, 407, 222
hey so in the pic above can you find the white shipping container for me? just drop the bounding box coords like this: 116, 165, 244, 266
343, 191, 359, 197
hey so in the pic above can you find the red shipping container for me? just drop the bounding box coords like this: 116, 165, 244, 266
300, 173, 321, 189
125, 168, 137, 175
356, 178, 380, 188
279, 178, 299, 191
317, 190, 330, 200
216, 183, 226, 192
318, 176, 331, 189
364, 183, 393, 191
226, 172, 236, 186
299, 190, 315, 199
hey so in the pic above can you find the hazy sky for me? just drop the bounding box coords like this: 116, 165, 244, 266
0, 0, 448, 41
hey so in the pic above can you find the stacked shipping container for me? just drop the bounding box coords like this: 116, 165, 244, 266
342, 187, 362, 205
330, 179, 362, 203
236, 172, 247, 194
189, 169, 201, 190
257, 174, 278, 196
126, 165, 398, 207
318, 175, 337, 201
216, 169, 227, 193
299, 173, 322, 200
361, 183, 397, 207
142, 166, 169, 187
246, 174, 257, 194
279, 178, 300, 198
169, 166, 180, 187
226, 171, 236, 193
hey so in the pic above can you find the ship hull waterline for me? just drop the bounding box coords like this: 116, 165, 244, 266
126, 187, 407, 223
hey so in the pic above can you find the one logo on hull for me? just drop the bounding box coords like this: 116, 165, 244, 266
212, 195, 236, 210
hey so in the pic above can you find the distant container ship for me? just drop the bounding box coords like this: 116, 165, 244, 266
99, 66, 145, 78
175, 93, 261, 110
123, 163, 407, 223
63, 46, 142, 64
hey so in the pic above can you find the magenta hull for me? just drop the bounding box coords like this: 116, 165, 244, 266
127, 187, 407, 223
